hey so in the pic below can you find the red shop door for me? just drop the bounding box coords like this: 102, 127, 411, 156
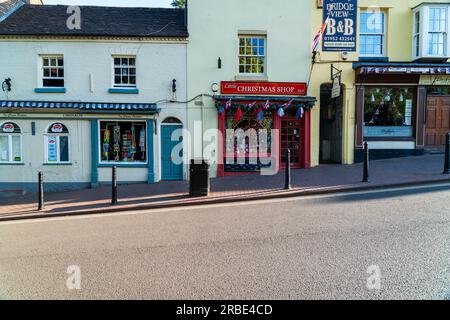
280, 118, 303, 168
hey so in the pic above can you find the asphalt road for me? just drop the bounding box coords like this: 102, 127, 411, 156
0, 184, 449, 300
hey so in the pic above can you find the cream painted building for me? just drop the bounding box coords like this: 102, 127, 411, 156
0, 4, 188, 195
310, 0, 450, 165
187, 0, 317, 178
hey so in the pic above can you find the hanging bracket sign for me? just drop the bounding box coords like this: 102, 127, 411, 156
322, 0, 358, 52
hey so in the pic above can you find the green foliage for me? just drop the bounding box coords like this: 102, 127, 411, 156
171, 0, 186, 8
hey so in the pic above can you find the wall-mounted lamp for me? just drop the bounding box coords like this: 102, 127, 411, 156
2, 78, 11, 92
172, 79, 177, 93
218, 57, 222, 69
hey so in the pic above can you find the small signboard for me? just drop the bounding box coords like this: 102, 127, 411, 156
221, 82, 307, 96
331, 78, 341, 99
322, 0, 358, 52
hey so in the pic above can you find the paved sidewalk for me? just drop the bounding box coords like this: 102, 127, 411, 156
0, 154, 449, 221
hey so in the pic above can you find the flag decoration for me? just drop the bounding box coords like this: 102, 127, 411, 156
256, 108, 264, 122
312, 14, 329, 52
235, 108, 243, 122
263, 100, 270, 109
225, 99, 232, 109
296, 106, 304, 119
248, 101, 257, 109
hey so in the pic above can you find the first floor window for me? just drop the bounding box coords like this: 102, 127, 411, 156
42, 56, 64, 87
0, 122, 22, 163
239, 36, 266, 74
113, 56, 136, 87
46, 123, 70, 163
360, 11, 385, 56
364, 87, 415, 138
99, 121, 147, 163
428, 7, 447, 56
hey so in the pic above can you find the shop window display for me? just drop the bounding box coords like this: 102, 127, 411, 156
364, 87, 415, 138
100, 121, 146, 163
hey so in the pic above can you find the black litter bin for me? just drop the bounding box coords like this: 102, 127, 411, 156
189, 159, 210, 197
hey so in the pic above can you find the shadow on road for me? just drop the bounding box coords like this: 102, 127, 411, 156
318, 184, 450, 204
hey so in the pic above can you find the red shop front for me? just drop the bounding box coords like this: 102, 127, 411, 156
215, 82, 316, 177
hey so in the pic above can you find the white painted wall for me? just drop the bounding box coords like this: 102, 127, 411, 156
0, 39, 188, 187
0, 118, 91, 184
187, 0, 313, 177
0, 40, 187, 106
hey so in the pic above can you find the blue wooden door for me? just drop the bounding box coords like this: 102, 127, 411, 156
161, 125, 183, 180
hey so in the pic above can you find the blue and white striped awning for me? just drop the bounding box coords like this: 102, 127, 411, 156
0, 101, 160, 113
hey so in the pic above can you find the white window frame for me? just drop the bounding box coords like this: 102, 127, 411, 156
0, 122, 23, 163
98, 120, 148, 165
40, 55, 65, 88
427, 7, 448, 56
359, 11, 387, 57
413, 4, 450, 60
44, 123, 71, 164
238, 35, 267, 76
112, 55, 137, 88
413, 11, 421, 58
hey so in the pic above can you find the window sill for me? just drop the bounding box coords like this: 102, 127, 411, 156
0, 162, 25, 165
234, 75, 268, 82
109, 88, 139, 94
35, 88, 66, 93
43, 163, 72, 166
98, 163, 148, 168
359, 56, 389, 62
365, 137, 415, 142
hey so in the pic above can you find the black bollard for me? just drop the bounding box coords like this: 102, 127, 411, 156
38, 171, 44, 211
444, 133, 450, 175
362, 141, 369, 183
285, 149, 291, 190
111, 166, 118, 205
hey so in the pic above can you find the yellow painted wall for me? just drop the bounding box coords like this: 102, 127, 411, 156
309, 0, 447, 165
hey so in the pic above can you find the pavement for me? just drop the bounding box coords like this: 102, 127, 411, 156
0, 154, 449, 221
0, 183, 449, 300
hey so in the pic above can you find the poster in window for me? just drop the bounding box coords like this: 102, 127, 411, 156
322, 0, 358, 52
48, 137, 58, 162
404, 99, 413, 126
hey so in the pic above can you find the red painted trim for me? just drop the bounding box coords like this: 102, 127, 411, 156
217, 109, 312, 177
303, 110, 311, 168
221, 81, 307, 96
217, 111, 226, 178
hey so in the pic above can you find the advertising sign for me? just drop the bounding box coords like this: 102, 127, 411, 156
1, 123, 15, 133
323, 0, 358, 52
221, 82, 307, 96
48, 137, 58, 162
51, 123, 64, 133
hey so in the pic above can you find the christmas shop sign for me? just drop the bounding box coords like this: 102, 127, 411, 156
221, 82, 307, 96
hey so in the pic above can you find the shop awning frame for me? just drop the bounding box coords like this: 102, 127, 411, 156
214, 95, 317, 110
353, 62, 450, 75
0, 100, 160, 114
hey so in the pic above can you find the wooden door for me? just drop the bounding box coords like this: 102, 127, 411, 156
280, 118, 303, 168
426, 96, 450, 150
161, 125, 183, 180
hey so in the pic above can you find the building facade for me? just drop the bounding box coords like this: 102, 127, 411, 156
310, 0, 450, 165
0, 5, 188, 194
187, 0, 316, 178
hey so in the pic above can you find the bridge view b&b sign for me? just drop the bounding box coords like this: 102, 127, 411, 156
323, 0, 358, 52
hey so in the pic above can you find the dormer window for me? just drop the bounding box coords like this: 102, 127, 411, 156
413, 4, 450, 61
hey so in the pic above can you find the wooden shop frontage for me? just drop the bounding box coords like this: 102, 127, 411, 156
214, 81, 316, 176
